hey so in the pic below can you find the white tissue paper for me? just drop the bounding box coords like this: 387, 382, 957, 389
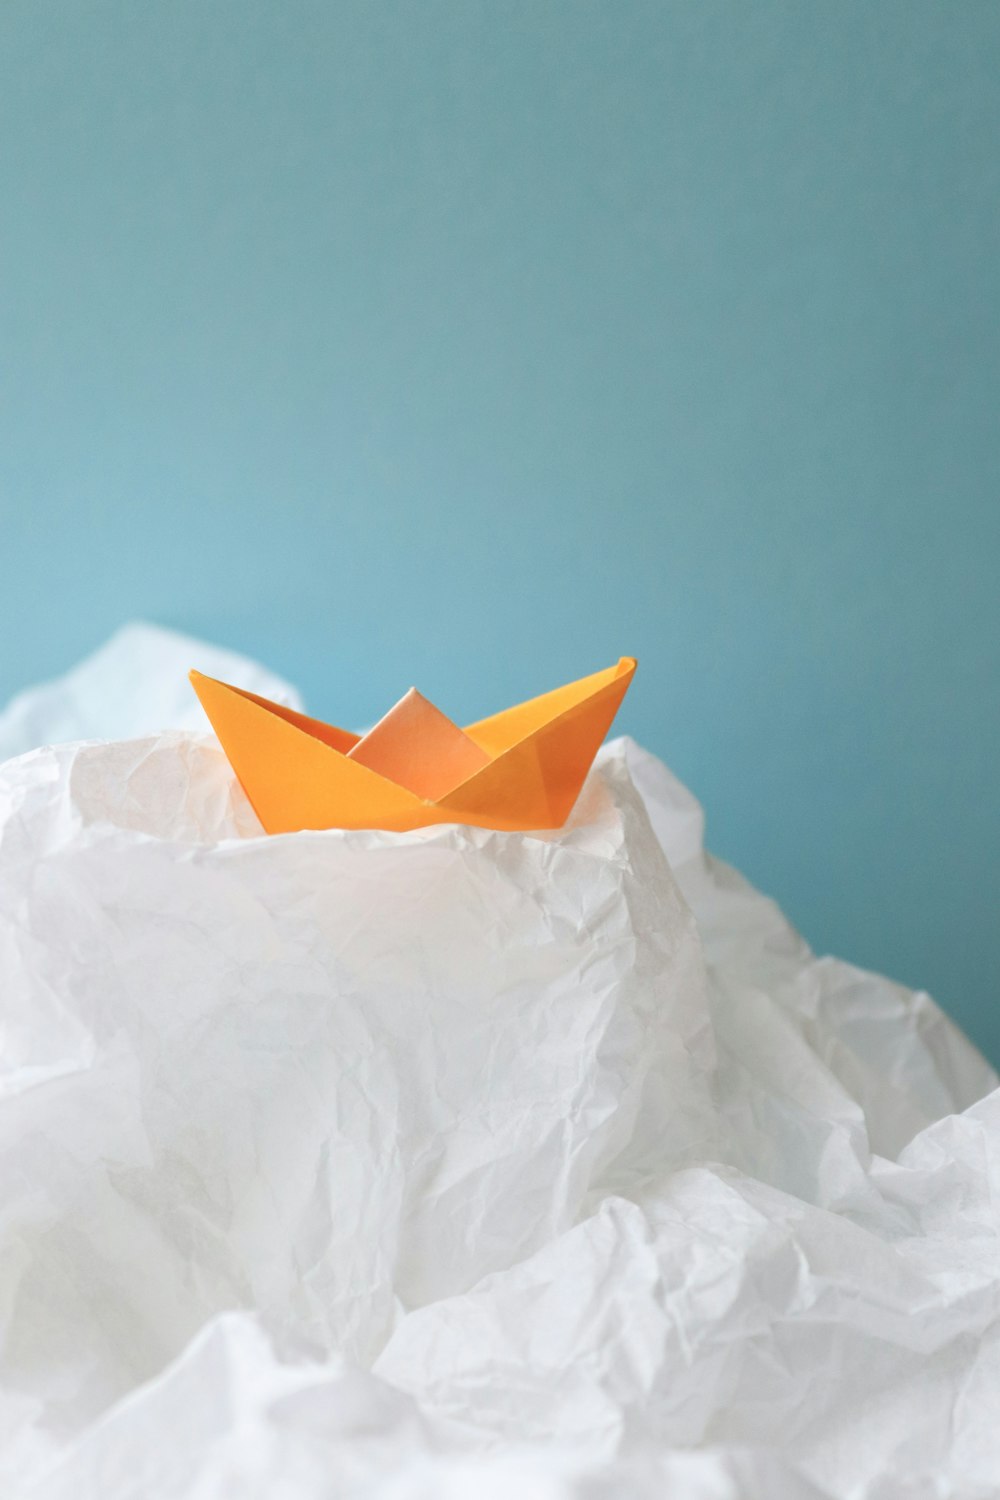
0, 626, 996, 1500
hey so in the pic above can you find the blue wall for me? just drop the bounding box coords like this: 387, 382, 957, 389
2, 3, 998, 1057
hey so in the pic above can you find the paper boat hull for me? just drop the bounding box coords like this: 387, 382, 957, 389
190, 658, 636, 834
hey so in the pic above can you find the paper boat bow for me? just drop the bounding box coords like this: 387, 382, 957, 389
190, 657, 636, 834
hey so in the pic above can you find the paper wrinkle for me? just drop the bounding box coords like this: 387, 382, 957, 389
0, 623, 301, 762
0, 627, 996, 1499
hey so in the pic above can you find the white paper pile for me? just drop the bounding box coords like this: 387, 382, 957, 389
0, 627, 995, 1499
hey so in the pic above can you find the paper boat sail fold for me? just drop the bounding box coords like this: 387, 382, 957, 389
189, 656, 636, 834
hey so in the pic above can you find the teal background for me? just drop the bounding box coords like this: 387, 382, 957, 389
1, 4, 998, 1056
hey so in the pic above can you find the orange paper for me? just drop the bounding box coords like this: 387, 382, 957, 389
347, 688, 490, 801
189, 657, 637, 835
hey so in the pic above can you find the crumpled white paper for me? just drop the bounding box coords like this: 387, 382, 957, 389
0, 627, 996, 1500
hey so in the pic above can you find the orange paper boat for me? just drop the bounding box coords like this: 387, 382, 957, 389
189, 656, 636, 835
